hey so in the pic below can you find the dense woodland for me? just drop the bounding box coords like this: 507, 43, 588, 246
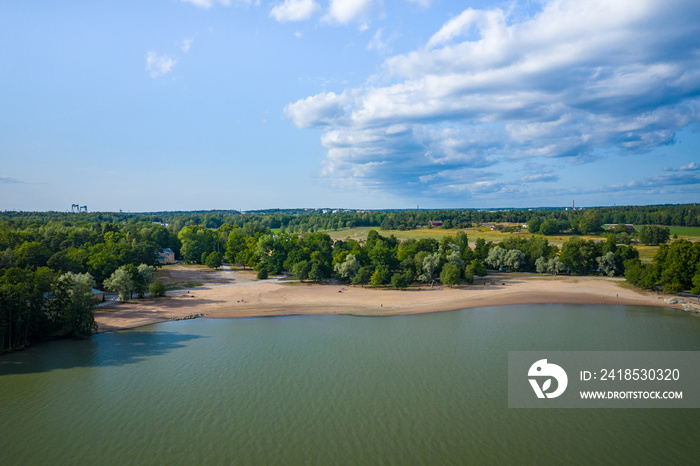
1, 203, 699, 351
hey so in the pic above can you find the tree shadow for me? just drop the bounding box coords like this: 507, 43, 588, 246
0, 330, 208, 376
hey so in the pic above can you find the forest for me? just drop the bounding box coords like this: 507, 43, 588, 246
1, 203, 699, 351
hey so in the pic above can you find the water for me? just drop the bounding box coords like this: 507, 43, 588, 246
1, 305, 699, 464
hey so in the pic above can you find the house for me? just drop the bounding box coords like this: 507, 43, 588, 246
92, 289, 105, 302
606, 224, 636, 232
428, 220, 444, 227
156, 248, 176, 264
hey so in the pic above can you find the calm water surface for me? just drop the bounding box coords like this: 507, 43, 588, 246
1, 304, 699, 465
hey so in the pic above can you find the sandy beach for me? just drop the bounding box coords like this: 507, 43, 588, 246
93, 265, 694, 333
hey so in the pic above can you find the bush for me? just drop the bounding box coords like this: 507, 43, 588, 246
149, 279, 166, 298
257, 268, 268, 280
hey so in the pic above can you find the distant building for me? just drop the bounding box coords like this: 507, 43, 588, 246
92, 289, 105, 302
607, 224, 636, 232
428, 220, 444, 227
156, 248, 176, 264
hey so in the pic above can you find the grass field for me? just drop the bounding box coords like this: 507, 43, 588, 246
666, 226, 700, 237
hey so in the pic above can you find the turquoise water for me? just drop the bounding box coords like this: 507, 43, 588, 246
1, 304, 699, 464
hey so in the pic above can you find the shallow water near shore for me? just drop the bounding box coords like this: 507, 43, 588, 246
1, 304, 699, 464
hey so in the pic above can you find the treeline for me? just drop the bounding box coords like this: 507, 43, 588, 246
625, 240, 700, 293
2, 203, 698, 235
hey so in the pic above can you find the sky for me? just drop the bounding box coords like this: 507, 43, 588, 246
1, 0, 699, 212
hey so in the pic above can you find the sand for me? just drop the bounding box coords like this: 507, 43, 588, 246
93, 264, 691, 333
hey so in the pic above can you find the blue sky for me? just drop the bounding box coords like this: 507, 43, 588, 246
1, 0, 699, 212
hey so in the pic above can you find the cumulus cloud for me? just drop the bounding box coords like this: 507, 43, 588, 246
286, 0, 700, 201
146, 51, 177, 78
270, 0, 320, 22
322, 0, 374, 26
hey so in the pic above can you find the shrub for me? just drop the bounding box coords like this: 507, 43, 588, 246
149, 279, 166, 298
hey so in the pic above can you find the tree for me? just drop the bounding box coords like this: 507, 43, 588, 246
291, 260, 311, 280
547, 257, 564, 275
104, 266, 135, 302
527, 217, 543, 234
352, 266, 373, 285
308, 262, 325, 282
639, 225, 670, 246
466, 259, 487, 277
53, 272, 98, 338
504, 249, 526, 271
370, 267, 390, 287
418, 252, 440, 283
596, 252, 617, 276
486, 246, 507, 270
539, 219, 560, 235
134, 264, 154, 298
535, 257, 548, 274
579, 210, 603, 234
205, 251, 222, 270
334, 254, 360, 281
440, 263, 461, 287
149, 279, 166, 298
391, 270, 414, 289
178, 226, 215, 263
225, 228, 248, 265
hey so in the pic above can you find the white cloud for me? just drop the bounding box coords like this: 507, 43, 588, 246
146, 51, 177, 78
367, 28, 396, 55
270, 0, 320, 22
680, 162, 699, 171
322, 0, 374, 25
180, 36, 195, 53
294, 31, 303, 38
286, 0, 700, 200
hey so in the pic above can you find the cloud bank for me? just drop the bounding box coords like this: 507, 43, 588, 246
285, 0, 700, 202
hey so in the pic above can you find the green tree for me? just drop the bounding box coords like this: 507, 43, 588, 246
639, 225, 670, 246
104, 266, 135, 302
504, 249, 526, 271
440, 263, 461, 287
370, 267, 390, 287
527, 217, 543, 234
53, 272, 98, 338
134, 264, 154, 298
418, 252, 440, 283
149, 279, 166, 298
391, 270, 414, 289
596, 252, 617, 276
205, 251, 223, 270
486, 246, 507, 270
334, 253, 360, 281
291, 260, 311, 280
539, 219, 560, 235
352, 266, 373, 285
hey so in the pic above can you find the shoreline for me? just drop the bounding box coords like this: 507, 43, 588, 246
94, 274, 697, 333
